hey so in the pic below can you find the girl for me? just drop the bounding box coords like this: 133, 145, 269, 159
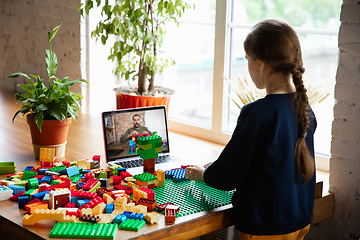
185, 19, 317, 240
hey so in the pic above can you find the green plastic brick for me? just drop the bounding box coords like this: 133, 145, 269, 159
50, 180, 60, 186
153, 179, 234, 217
118, 219, 146, 231
69, 174, 82, 183
49, 222, 117, 239
28, 178, 39, 189
49, 165, 67, 172
133, 172, 157, 183
22, 170, 37, 180
0, 162, 16, 174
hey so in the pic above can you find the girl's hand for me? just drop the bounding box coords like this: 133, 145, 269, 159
203, 162, 213, 168
185, 165, 205, 182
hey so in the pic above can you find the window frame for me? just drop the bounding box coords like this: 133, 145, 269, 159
167, 0, 333, 171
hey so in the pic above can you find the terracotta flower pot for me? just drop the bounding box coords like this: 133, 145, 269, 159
113, 85, 174, 115
26, 114, 72, 159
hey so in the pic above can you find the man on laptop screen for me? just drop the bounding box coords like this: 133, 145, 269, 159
102, 107, 170, 165
120, 114, 153, 144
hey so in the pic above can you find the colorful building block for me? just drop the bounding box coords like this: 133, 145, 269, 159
153, 179, 234, 217
66, 166, 79, 177
82, 178, 99, 191
92, 202, 106, 215
9, 185, 25, 195
113, 184, 133, 195
25, 199, 48, 214
50, 222, 117, 239
124, 202, 135, 212
134, 204, 147, 214
0, 162, 16, 174
105, 203, 115, 213
145, 212, 160, 224
118, 218, 146, 231
165, 168, 188, 182
22, 208, 77, 225
99, 178, 109, 188
115, 196, 127, 212
22, 170, 37, 180
0, 185, 13, 201
39, 148, 55, 163
133, 172, 157, 183
113, 214, 127, 224
18, 195, 30, 209
79, 214, 101, 223
28, 178, 39, 189
49, 189, 71, 209
136, 198, 157, 211
165, 207, 176, 224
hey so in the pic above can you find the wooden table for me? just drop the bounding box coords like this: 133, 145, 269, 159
0, 89, 232, 240
0, 89, 333, 240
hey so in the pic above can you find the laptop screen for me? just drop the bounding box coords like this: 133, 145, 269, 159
101, 106, 170, 164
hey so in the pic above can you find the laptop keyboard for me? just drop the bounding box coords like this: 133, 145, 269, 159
116, 155, 181, 169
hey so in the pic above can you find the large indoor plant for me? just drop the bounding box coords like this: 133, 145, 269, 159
5, 22, 87, 159
78, 0, 194, 110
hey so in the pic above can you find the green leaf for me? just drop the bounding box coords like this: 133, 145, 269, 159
45, 49, 58, 77
47, 22, 62, 45
17, 84, 35, 95
77, 3, 83, 13
49, 108, 66, 121
101, 35, 107, 45
34, 112, 44, 132
5, 71, 33, 84
67, 103, 78, 119
34, 104, 49, 112
85, 0, 93, 15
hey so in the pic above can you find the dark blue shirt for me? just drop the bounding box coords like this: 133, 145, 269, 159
203, 93, 317, 235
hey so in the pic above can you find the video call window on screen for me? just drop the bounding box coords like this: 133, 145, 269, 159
102, 106, 169, 162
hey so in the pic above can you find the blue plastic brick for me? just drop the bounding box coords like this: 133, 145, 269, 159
38, 168, 48, 175
132, 213, 144, 221
121, 211, 133, 219
75, 199, 90, 207
50, 222, 117, 239
105, 203, 115, 213
66, 166, 79, 178
18, 195, 29, 209
32, 191, 49, 201
120, 211, 144, 221
113, 214, 127, 224
165, 168, 188, 183
9, 185, 25, 195
117, 168, 126, 174
118, 218, 146, 231
76, 181, 85, 190
23, 166, 34, 171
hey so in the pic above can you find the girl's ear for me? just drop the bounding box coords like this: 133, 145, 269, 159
258, 59, 266, 73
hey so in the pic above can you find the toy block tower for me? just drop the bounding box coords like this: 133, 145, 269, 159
136, 132, 162, 174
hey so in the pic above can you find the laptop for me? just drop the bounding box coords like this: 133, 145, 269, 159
101, 106, 182, 171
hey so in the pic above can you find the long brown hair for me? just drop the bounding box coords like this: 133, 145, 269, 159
243, 19, 314, 183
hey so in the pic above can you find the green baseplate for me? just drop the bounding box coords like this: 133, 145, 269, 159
153, 179, 235, 217
50, 222, 117, 239
49, 179, 234, 238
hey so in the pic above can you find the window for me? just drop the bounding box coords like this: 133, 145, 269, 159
84, 0, 342, 170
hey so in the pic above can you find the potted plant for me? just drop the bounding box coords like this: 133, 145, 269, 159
78, 0, 194, 111
5, 22, 88, 159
